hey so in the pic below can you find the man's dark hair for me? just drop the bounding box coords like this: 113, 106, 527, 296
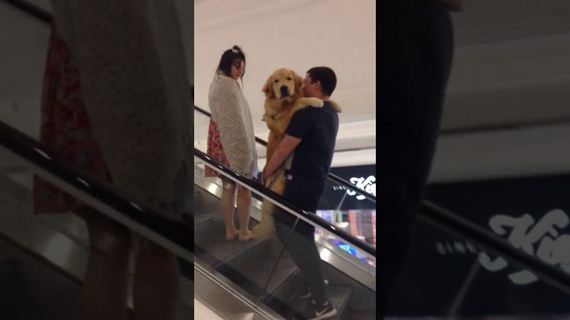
217, 45, 246, 78
307, 66, 337, 96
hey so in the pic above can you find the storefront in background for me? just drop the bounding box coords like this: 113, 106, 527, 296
315, 165, 376, 264
388, 174, 570, 316
318, 164, 376, 211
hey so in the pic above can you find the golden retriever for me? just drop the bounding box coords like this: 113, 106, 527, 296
262, 68, 325, 159
253, 68, 341, 238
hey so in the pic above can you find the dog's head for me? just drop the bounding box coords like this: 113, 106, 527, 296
262, 68, 304, 100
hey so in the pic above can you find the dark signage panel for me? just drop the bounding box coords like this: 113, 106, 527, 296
320, 165, 376, 210
388, 174, 570, 316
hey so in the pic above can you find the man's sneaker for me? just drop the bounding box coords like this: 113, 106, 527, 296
290, 286, 312, 306
297, 300, 337, 320
297, 286, 312, 299
310, 301, 337, 320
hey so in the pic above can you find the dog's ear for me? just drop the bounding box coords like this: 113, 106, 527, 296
294, 72, 304, 91
262, 76, 274, 98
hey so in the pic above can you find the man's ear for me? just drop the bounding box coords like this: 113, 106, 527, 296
314, 80, 322, 92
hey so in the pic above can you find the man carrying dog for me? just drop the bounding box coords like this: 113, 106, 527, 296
263, 66, 339, 320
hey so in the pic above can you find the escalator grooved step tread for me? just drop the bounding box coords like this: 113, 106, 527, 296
195, 216, 264, 267
328, 285, 352, 319
194, 210, 221, 224
214, 255, 298, 299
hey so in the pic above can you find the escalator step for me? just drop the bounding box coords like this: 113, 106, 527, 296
195, 216, 262, 266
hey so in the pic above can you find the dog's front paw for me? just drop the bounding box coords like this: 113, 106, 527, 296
297, 97, 324, 108
265, 175, 276, 188
307, 97, 324, 108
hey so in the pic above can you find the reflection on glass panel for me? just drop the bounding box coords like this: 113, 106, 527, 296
315, 209, 376, 268
316, 210, 376, 247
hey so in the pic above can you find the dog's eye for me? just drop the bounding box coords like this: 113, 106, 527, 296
287, 77, 292, 81
274, 79, 279, 83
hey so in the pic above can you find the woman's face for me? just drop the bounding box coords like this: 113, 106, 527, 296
230, 59, 245, 80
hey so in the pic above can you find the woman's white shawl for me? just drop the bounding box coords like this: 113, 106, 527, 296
208, 72, 258, 178
49, 0, 192, 220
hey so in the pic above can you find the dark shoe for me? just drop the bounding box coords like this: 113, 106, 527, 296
296, 286, 312, 299
295, 300, 337, 320
290, 286, 312, 308
310, 301, 337, 320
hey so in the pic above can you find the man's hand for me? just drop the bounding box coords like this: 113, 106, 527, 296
263, 134, 302, 184
261, 166, 276, 187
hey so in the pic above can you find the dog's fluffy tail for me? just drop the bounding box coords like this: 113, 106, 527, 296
252, 199, 275, 239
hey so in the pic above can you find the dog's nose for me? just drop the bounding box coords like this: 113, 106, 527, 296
280, 86, 289, 97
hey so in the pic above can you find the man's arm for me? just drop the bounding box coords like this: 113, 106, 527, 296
262, 135, 301, 183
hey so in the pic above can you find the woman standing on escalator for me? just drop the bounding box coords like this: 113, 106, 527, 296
205, 45, 258, 241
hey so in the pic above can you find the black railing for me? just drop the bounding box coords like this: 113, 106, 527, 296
3, 0, 52, 23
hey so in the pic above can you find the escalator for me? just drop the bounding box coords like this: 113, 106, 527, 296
0, 122, 195, 319
192, 150, 376, 320
193, 105, 376, 319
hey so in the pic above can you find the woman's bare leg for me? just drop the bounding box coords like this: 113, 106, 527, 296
133, 240, 179, 320
237, 186, 254, 240
77, 206, 130, 320
220, 178, 239, 240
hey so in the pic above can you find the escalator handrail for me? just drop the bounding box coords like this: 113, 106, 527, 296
2, 0, 52, 23
194, 105, 377, 203
195, 148, 377, 258
0, 121, 194, 267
